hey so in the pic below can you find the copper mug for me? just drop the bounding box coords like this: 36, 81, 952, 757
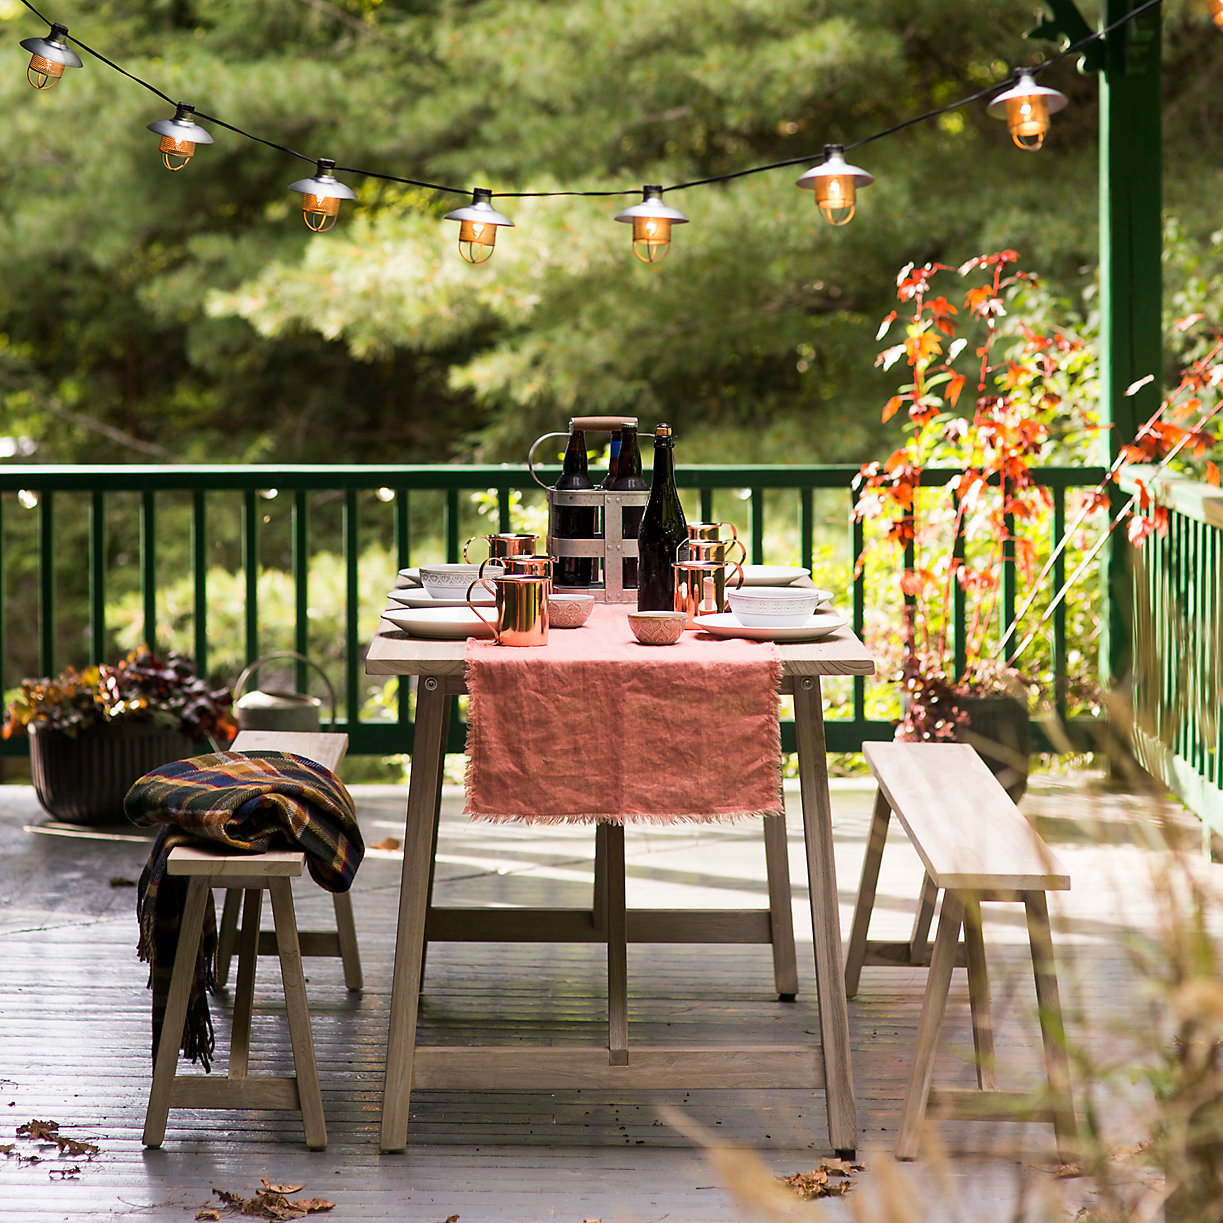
673, 559, 744, 628
463, 532, 537, 564
467, 573, 549, 646
687, 536, 748, 567
502, 553, 554, 592
685, 521, 747, 565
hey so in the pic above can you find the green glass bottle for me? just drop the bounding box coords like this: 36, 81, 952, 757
636, 423, 688, 610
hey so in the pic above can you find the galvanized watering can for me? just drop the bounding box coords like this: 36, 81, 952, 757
232, 651, 337, 733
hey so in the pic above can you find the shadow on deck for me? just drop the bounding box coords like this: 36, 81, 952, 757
0, 770, 1213, 1221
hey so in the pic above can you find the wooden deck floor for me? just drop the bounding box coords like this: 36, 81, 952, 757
0, 768, 1217, 1221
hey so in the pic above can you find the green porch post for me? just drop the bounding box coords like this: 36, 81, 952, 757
1098, 0, 1163, 689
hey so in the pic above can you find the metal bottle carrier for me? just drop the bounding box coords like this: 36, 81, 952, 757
528, 416, 650, 603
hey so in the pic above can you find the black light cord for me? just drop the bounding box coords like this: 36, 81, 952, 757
18, 0, 1168, 205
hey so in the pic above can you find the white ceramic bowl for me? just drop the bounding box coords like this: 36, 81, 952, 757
547, 593, 595, 628
727, 585, 828, 627
627, 610, 687, 645
419, 563, 499, 599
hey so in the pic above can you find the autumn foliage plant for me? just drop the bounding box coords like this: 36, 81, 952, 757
854, 250, 1220, 743
2, 647, 236, 744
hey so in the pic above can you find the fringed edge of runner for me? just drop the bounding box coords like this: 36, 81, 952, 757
466, 806, 785, 825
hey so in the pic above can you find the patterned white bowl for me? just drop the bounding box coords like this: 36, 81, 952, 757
627, 611, 686, 645
548, 593, 595, 628
419, 563, 501, 599
727, 585, 828, 627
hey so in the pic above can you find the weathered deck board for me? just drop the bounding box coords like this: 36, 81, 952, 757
0, 772, 1211, 1221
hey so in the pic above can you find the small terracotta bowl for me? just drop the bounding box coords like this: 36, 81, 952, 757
627, 610, 687, 646
547, 593, 595, 628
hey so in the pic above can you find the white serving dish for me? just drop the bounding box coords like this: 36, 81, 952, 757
727, 585, 830, 626
388, 587, 494, 609
397, 567, 422, 586
694, 610, 846, 642
383, 606, 495, 640
739, 564, 810, 586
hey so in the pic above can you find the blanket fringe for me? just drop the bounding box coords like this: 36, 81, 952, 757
468, 806, 784, 825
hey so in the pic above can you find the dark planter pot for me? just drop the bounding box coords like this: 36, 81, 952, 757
29, 721, 194, 826
955, 694, 1031, 803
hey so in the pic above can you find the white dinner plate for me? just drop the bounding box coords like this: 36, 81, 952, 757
383, 606, 495, 639
694, 609, 847, 642
387, 587, 494, 608
738, 564, 810, 586
397, 567, 422, 587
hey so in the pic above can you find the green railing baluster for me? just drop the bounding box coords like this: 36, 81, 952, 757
141, 489, 157, 654
293, 489, 310, 694
243, 488, 259, 663
395, 487, 410, 570
89, 491, 106, 663
1053, 487, 1068, 722
192, 491, 208, 673
446, 488, 460, 561
0, 493, 5, 699
699, 488, 713, 523
39, 491, 55, 675
750, 487, 764, 564
799, 487, 813, 573
344, 487, 359, 732
1000, 509, 1016, 665
498, 487, 511, 533
852, 512, 866, 726
953, 494, 967, 678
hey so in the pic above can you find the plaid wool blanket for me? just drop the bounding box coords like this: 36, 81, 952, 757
126, 750, 363, 1072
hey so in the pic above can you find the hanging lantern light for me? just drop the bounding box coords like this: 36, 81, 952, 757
19, 23, 82, 90
443, 189, 515, 264
146, 103, 214, 172
1211, 0, 1223, 29
987, 69, 1068, 152
795, 145, 874, 226
613, 186, 689, 263
287, 158, 357, 232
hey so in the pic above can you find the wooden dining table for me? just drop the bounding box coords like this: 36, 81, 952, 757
366, 606, 875, 1157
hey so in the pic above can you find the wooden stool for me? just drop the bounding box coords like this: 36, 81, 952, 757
143, 845, 327, 1150
844, 742, 1075, 1160
214, 731, 361, 991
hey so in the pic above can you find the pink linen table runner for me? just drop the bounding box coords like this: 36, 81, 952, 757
464, 604, 784, 823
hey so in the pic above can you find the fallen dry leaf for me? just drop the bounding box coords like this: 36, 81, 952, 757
262, 1177, 305, 1195
54, 1135, 99, 1158
370, 837, 401, 852
0, 1143, 14, 1155
17, 1119, 60, 1141
195, 1211, 221, 1221
778, 1157, 865, 1201
212, 1184, 335, 1219
109, 876, 137, 887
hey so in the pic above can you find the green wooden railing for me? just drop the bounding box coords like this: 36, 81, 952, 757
1126, 466, 1223, 849
0, 462, 1106, 762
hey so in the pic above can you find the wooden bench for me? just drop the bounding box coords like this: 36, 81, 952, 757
143, 844, 327, 1149
214, 731, 362, 991
844, 741, 1076, 1160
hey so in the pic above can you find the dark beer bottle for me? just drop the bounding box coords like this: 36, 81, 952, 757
601, 431, 622, 489
636, 423, 688, 610
605, 422, 647, 588
554, 425, 599, 587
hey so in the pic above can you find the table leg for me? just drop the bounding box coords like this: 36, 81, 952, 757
762, 811, 799, 1001
792, 674, 858, 1157
603, 823, 628, 1065
380, 675, 452, 1152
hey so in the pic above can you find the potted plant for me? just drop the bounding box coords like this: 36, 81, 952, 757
2, 647, 236, 825
854, 250, 1219, 798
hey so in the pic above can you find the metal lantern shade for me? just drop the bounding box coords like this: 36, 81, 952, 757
147, 103, 214, 172
795, 145, 873, 227
20, 23, 82, 90
614, 186, 689, 263
444, 189, 514, 264
987, 71, 1068, 151
288, 158, 357, 232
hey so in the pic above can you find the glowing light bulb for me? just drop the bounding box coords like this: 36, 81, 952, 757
444, 190, 514, 264
287, 159, 357, 233
614, 187, 688, 264
19, 24, 82, 90
796, 146, 872, 227
987, 70, 1067, 153
147, 103, 214, 172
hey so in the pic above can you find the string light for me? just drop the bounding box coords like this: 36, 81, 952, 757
613, 187, 689, 263
987, 70, 1068, 151
795, 145, 874, 226
287, 159, 357, 232
443, 189, 515, 264
146, 103, 214, 172
11, 0, 1169, 257
1212, 0, 1223, 30
19, 22, 81, 90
